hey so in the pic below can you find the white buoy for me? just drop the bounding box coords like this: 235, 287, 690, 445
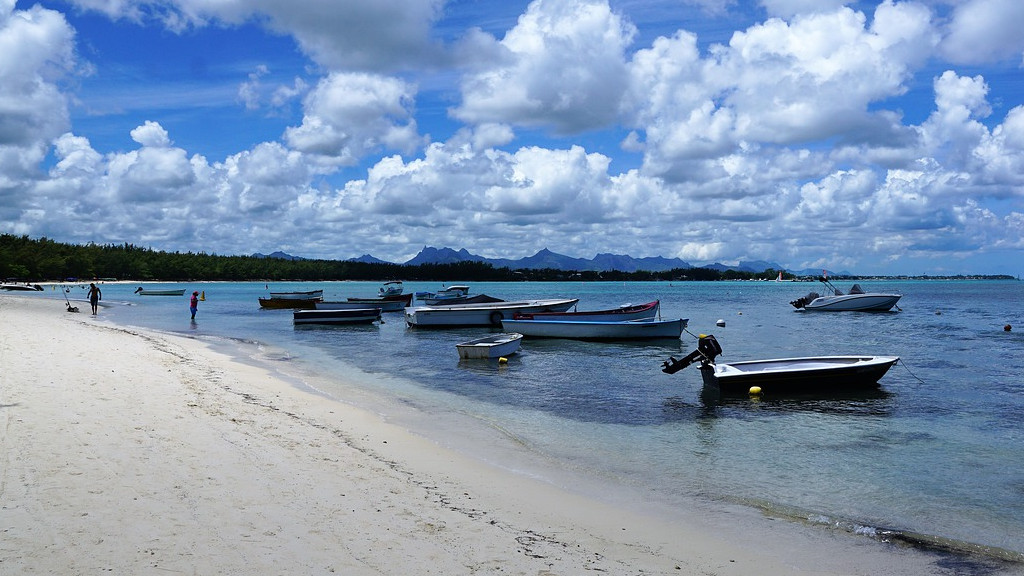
716, 319, 726, 327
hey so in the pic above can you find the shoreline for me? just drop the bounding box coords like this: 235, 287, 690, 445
2, 294, 1018, 574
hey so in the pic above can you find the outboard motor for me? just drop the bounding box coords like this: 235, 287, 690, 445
790, 291, 819, 309
662, 334, 723, 374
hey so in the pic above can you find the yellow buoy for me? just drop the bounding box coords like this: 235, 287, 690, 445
498, 357, 508, 364
200, 291, 206, 301
749, 386, 762, 395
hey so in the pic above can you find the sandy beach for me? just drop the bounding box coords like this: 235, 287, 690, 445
0, 294, 997, 575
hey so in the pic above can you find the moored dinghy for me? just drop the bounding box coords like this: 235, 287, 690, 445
662, 334, 899, 394
293, 307, 382, 325
456, 333, 524, 359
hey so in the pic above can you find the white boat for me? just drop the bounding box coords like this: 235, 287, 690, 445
378, 281, 404, 297
293, 308, 381, 325
662, 335, 899, 394
790, 279, 900, 312
134, 287, 186, 296
405, 298, 579, 327
1, 283, 43, 291
512, 300, 660, 322
420, 285, 472, 305
269, 289, 324, 300
501, 317, 687, 340
456, 333, 524, 359
317, 300, 405, 312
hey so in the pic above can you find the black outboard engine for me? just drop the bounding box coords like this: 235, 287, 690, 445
662, 334, 723, 374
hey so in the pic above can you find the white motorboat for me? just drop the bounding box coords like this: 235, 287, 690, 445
501, 317, 687, 340
405, 298, 578, 327
269, 289, 324, 300
1, 283, 43, 291
318, 300, 406, 312
662, 335, 899, 394
790, 279, 900, 312
134, 287, 186, 296
511, 300, 660, 322
456, 333, 524, 359
420, 284, 473, 305
378, 281, 404, 297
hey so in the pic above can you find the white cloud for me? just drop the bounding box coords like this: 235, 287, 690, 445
941, 0, 1024, 65
454, 0, 637, 133
283, 72, 424, 167
130, 120, 173, 147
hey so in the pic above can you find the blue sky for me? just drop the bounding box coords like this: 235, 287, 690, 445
2, 0, 1023, 275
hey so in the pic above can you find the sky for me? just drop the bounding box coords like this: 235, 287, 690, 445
2, 0, 1023, 275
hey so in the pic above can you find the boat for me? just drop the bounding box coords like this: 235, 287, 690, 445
419, 285, 473, 305
134, 287, 186, 296
512, 300, 660, 322
293, 308, 382, 325
405, 298, 579, 327
345, 292, 413, 308
1, 283, 43, 291
378, 281, 404, 297
790, 278, 900, 312
456, 333, 524, 359
269, 289, 324, 300
662, 334, 899, 394
501, 317, 687, 340
259, 297, 320, 309
318, 299, 406, 312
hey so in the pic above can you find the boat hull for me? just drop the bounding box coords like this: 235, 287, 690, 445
259, 297, 320, 309
136, 289, 186, 296
269, 290, 324, 300
319, 300, 405, 312
802, 294, 901, 312
702, 355, 899, 394
345, 293, 413, 309
501, 318, 687, 340
456, 333, 524, 359
293, 308, 381, 325
512, 300, 660, 322
405, 299, 578, 327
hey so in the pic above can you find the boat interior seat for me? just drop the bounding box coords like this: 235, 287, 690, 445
849, 284, 864, 294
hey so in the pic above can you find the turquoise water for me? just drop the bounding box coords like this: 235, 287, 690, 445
57, 279, 1024, 562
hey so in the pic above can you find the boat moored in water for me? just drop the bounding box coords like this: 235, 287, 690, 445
293, 307, 381, 325
512, 300, 660, 322
134, 287, 186, 296
259, 297, 320, 309
269, 289, 324, 300
455, 333, 524, 359
501, 317, 687, 340
662, 334, 899, 394
790, 278, 900, 312
405, 298, 578, 327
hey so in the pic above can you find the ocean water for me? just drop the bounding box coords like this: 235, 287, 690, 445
55, 279, 1024, 563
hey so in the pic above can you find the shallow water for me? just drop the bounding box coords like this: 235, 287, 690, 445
56, 279, 1024, 560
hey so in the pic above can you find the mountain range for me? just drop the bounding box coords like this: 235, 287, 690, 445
256, 246, 846, 276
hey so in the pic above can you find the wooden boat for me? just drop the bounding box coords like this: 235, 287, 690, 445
293, 308, 381, 325
790, 278, 900, 312
501, 317, 687, 340
259, 297, 320, 309
318, 299, 406, 312
405, 298, 578, 327
456, 333, 524, 359
662, 335, 899, 394
512, 300, 659, 322
134, 287, 186, 296
269, 289, 324, 300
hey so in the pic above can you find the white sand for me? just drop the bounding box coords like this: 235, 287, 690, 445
0, 295, 982, 574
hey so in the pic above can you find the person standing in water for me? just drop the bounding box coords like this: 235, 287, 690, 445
190, 290, 199, 320
86, 283, 101, 315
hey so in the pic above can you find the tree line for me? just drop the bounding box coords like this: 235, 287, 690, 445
1, 234, 1012, 283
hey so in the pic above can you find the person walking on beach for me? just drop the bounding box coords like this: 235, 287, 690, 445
190, 290, 199, 320
86, 283, 101, 315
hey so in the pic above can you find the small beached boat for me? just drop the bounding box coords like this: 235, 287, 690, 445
134, 287, 186, 296
456, 333, 524, 359
293, 308, 381, 325
790, 278, 900, 312
512, 300, 660, 322
501, 317, 687, 340
405, 298, 578, 327
662, 335, 899, 394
